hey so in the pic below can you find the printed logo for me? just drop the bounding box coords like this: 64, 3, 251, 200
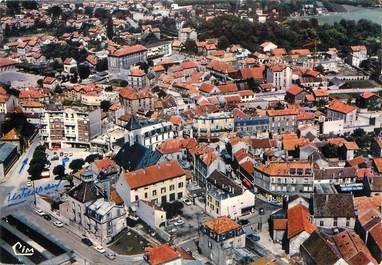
12, 242, 34, 256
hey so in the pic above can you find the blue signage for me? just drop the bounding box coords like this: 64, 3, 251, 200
6, 182, 62, 207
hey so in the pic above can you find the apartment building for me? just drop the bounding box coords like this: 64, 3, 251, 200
253, 161, 314, 200
266, 65, 292, 90
41, 105, 102, 148
119, 87, 155, 113
146, 41, 172, 60
108, 44, 147, 73
199, 217, 245, 265
267, 109, 298, 134
178, 27, 197, 43
347, 45, 368, 67
124, 115, 174, 151
205, 170, 255, 220
127, 67, 147, 89
193, 112, 234, 142
116, 160, 190, 206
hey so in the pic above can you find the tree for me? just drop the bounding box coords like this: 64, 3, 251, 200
22, 1, 38, 10
322, 143, 338, 158
84, 6, 94, 16
48, 5, 62, 18
69, 159, 85, 172
218, 36, 230, 50
85, 153, 103, 163
28, 163, 45, 181
77, 64, 90, 80
53, 165, 65, 179
183, 39, 197, 54
353, 128, 366, 138
161, 201, 184, 219
94, 7, 110, 21
106, 17, 114, 40
100, 100, 112, 112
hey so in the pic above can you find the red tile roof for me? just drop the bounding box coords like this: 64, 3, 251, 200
327, 100, 358, 114
0, 57, 17, 67
273, 219, 287, 230
204, 216, 241, 234
287, 204, 316, 239
287, 85, 303, 96
123, 160, 186, 190
111, 45, 147, 57
146, 244, 180, 265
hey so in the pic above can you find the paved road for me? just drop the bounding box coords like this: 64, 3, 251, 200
16, 207, 141, 265
0, 134, 42, 207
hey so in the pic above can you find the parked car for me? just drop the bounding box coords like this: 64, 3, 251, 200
26, 181, 32, 187
105, 252, 116, 260
51, 156, 59, 161
259, 208, 265, 215
247, 234, 260, 242
182, 198, 192, 206
175, 219, 185, 226
81, 238, 93, 246
238, 219, 249, 225
53, 221, 63, 227
34, 209, 45, 216
95, 246, 106, 253
43, 214, 51, 221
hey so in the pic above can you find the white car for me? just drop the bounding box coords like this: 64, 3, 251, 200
53, 221, 63, 227
175, 219, 185, 226
95, 246, 106, 253
182, 198, 192, 206
26, 181, 32, 187
35, 209, 45, 216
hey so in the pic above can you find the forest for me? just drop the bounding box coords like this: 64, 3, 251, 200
196, 16, 381, 54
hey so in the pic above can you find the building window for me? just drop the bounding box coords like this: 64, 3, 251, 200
144, 192, 148, 198
152, 190, 157, 196
170, 185, 174, 191
320, 221, 324, 226
161, 187, 166, 194
177, 192, 183, 199
178, 182, 183, 188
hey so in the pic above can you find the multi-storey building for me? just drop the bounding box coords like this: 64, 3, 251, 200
108, 44, 147, 73
124, 116, 174, 151
347, 45, 368, 67
116, 160, 190, 206
119, 87, 154, 113
199, 216, 245, 265
193, 112, 234, 142
266, 65, 292, 90
178, 27, 197, 43
326, 100, 358, 127
266, 109, 298, 135
127, 67, 147, 89
253, 161, 314, 200
41, 106, 102, 148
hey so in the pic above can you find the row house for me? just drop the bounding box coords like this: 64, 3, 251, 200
266, 109, 298, 135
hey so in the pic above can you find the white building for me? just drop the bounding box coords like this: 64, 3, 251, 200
348, 45, 368, 67
178, 27, 197, 43
108, 45, 147, 73
326, 100, 358, 127
40, 106, 102, 148
266, 65, 292, 91
116, 160, 190, 206
124, 116, 174, 151
193, 112, 234, 141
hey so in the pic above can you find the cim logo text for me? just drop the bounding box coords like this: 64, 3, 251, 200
12, 242, 34, 256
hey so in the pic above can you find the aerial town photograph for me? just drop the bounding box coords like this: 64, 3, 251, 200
0, 0, 381, 264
